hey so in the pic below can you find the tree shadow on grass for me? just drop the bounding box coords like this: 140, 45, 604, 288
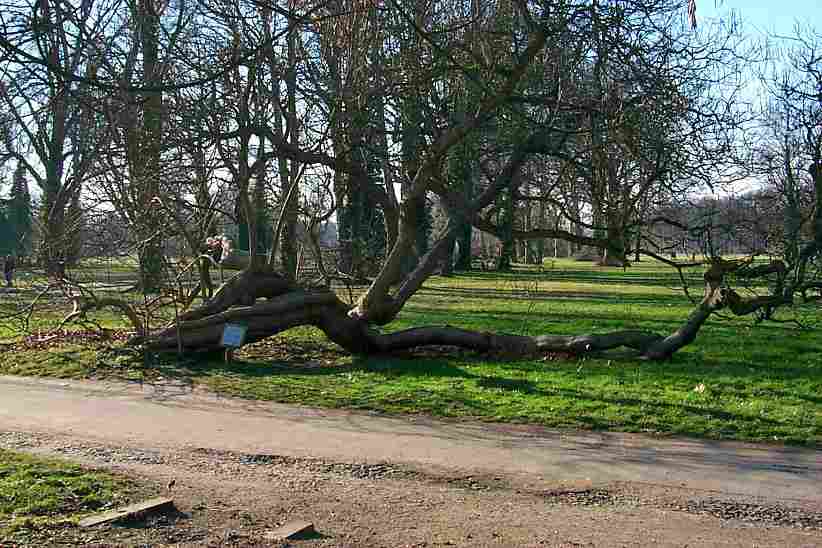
764, 389, 822, 405
145, 335, 821, 395
418, 285, 692, 306
493, 353, 822, 396
397, 308, 691, 336
400, 304, 813, 336
348, 357, 791, 427
134, 347, 821, 443
449, 268, 702, 283
672, 354, 822, 383
133, 324, 820, 442
476, 376, 536, 392
149, 355, 352, 381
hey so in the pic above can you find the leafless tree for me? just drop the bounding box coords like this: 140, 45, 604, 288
2, 0, 814, 360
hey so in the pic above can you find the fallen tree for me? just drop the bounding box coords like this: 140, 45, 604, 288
136, 256, 794, 361
132, 154, 820, 359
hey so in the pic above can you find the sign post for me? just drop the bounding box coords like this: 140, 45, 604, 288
220, 323, 248, 364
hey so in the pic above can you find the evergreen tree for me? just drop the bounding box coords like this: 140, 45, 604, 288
0, 202, 13, 256
447, 137, 475, 271
9, 162, 32, 259
496, 185, 515, 271
338, 125, 388, 278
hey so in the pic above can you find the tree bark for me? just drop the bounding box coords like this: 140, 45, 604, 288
141, 258, 739, 362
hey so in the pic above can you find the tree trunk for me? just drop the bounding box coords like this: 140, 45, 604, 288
453, 141, 474, 271
279, 26, 300, 281
130, 0, 165, 293
40, 191, 67, 278
140, 260, 734, 362
497, 186, 514, 270
441, 233, 456, 276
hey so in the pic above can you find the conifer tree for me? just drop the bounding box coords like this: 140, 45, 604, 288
9, 161, 32, 259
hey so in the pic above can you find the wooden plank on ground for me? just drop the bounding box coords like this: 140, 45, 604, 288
263, 520, 315, 541
78, 497, 174, 527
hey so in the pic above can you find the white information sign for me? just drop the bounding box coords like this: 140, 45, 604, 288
221, 323, 248, 348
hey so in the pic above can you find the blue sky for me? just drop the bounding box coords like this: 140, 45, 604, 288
700, 0, 820, 37
695, 0, 819, 193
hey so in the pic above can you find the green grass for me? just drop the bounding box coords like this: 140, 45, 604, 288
0, 449, 140, 539
1, 258, 820, 445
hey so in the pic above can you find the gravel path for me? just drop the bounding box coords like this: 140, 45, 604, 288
2, 429, 822, 547
1, 375, 820, 503
1, 376, 822, 547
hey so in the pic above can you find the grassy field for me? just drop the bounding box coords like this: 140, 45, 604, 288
0, 449, 141, 540
1, 258, 820, 445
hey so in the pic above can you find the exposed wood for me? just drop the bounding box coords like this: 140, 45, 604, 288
78, 497, 174, 527
263, 520, 315, 541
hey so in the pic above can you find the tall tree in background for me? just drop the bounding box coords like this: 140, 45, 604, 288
0, 0, 102, 276
270, 2, 301, 280
753, 24, 822, 309
65, 60, 101, 266
9, 161, 32, 259
129, 0, 167, 290
319, 0, 391, 279
397, 0, 433, 276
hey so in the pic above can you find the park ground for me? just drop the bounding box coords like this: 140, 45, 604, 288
0, 375, 821, 547
0, 259, 821, 545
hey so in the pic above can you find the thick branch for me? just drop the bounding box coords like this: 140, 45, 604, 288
721, 289, 791, 316
141, 266, 731, 362
61, 297, 145, 336
473, 215, 607, 249
350, 25, 551, 323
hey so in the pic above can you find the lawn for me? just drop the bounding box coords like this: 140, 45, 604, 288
1, 258, 820, 445
0, 449, 142, 541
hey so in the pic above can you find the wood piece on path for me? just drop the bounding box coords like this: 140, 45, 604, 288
263, 520, 316, 540
78, 497, 174, 527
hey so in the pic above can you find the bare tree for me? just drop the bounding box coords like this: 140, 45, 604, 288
745, 24, 822, 314
0, 0, 108, 275
3, 0, 814, 361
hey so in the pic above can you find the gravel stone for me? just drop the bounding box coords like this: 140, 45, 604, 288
670, 498, 822, 530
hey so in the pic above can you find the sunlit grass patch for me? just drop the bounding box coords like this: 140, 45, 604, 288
0, 449, 141, 539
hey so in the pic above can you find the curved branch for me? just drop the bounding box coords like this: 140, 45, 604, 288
140, 266, 733, 362
473, 214, 607, 249
721, 289, 791, 316
60, 296, 145, 336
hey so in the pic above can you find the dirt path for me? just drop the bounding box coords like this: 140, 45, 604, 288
1, 375, 821, 547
